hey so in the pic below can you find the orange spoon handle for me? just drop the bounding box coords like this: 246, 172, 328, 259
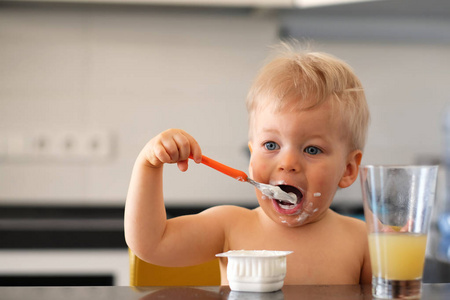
189, 154, 248, 182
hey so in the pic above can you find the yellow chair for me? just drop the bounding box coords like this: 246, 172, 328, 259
129, 250, 221, 286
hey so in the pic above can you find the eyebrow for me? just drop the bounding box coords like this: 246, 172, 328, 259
260, 128, 330, 144
260, 128, 280, 134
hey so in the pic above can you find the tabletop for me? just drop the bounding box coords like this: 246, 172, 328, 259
0, 284, 449, 300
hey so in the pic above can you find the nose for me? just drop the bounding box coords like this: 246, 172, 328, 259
278, 150, 301, 173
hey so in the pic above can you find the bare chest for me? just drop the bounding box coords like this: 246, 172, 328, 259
224, 222, 363, 284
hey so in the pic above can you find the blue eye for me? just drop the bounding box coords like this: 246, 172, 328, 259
264, 142, 279, 151
304, 146, 321, 155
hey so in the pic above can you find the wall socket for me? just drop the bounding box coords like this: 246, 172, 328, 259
0, 131, 113, 162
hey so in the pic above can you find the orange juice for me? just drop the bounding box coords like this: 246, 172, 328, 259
368, 233, 427, 280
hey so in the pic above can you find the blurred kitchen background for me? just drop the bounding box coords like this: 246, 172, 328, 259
1, 0, 449, 286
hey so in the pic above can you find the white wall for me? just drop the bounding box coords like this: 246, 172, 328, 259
0, 4, 277, 206
315, 42, 450, 203
1, 3, 449, 206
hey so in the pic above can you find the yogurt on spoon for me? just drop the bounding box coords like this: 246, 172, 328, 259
248, 179, 297, 204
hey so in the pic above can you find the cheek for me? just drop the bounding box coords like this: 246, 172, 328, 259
307, 170, 338, 202
314, 166, 341, 187
310, 169, 329, 188
249, 155, 269, 178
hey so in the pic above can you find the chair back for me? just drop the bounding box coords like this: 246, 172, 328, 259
129, 250, 221, 286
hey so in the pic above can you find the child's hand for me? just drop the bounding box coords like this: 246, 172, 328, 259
141, 129, 202, 172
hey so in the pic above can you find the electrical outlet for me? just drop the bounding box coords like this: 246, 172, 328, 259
2, 130, 113, 162
59, 132, 79, 157
60, 131, 88, 159
86, 131, 112, 158
30, 132, 55, 158
60, 131, 112, 160
59, 131, 112, 161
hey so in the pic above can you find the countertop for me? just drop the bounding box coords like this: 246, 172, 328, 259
1, 284, 450, 300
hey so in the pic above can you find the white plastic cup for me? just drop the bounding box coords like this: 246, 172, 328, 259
216, 250, 293, 293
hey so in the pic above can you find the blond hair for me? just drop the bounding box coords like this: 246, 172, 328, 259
246, 43, 370, 151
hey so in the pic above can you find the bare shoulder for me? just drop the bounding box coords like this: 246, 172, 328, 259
331, 211, 372, 283
330, 210, 367, 237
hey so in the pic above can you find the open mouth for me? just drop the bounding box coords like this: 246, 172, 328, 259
275, 185, 303, 209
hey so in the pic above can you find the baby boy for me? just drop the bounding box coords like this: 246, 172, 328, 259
125, 43, 372, 285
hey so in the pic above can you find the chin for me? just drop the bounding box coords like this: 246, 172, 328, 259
271, 198, 320, 228
277, 213, 312, 227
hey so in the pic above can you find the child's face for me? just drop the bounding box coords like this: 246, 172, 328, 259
248, 100, 360, 227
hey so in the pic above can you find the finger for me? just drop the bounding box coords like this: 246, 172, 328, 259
151, 141, 174, 165
177, 160, 189, 172
173, 129, 202, 163
172, 132, 191, 161
160, 136, 181, 163
185, 134, 202, 163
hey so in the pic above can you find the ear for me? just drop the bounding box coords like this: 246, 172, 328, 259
248, 141, 253, 154
338, 150, 363, 188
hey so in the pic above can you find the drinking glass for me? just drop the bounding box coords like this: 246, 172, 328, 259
360, 165, 438, 299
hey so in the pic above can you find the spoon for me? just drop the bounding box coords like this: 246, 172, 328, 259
189, 155, 297, 204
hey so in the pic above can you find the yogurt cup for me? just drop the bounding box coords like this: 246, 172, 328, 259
216, 250, 293, 292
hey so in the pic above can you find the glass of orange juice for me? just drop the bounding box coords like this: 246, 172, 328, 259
360, 165, 438, 299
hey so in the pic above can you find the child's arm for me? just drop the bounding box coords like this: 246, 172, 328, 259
360, 235, 372, 284
124, 129, 226, 266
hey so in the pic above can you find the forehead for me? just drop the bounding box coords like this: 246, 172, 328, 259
250, 100, 348, 142
252, 95, 341, 124
258, 92, 325, 114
